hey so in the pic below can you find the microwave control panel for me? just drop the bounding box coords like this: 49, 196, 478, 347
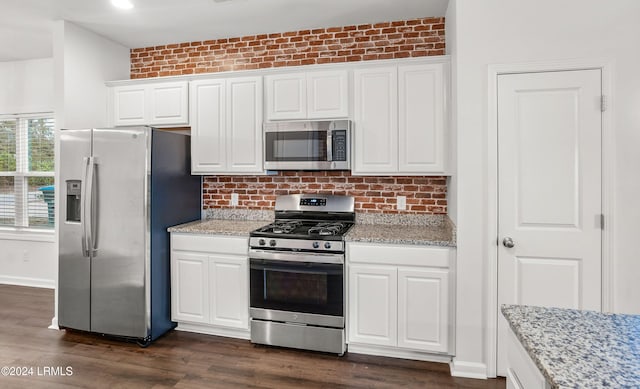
332, 130, 347, 161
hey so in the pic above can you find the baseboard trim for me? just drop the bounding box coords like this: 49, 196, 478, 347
49, 316, 59, 330
175, 322, 250, 340
0, 276, 55, 289
347, 343, 453, 364
449, 359, 488, 379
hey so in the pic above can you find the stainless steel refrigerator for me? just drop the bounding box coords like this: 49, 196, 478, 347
58, 127, 200, 345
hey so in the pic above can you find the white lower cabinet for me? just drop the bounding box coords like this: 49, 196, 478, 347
347, 242, 454, 358
348, 265, 397, 347
170, 233, 249, 339
506, 328, 550, 389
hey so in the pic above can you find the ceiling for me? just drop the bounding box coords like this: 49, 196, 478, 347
0, 0, 449, 62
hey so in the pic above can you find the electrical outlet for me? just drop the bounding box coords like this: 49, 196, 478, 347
22, 250, 29, 262
231, 193, 239, 206
397, 196, 406, 211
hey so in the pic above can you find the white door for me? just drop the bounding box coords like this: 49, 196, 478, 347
348, 264, 397, 347
226, 76, 263, 173
497, 69, 602, 375
112, 85, 146, 126
307, 70, 349, 119
171, 252, 209, 323
209, 255, 248, 329
149, 81, 189, 125
265, 73, 306, 120
398, 267, 449, 353
398, 63, 446, 173
353, 67, 398, 174
190, 79, 226, 174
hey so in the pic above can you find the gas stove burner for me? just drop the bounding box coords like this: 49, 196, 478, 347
259, 220, 303, 234
308, 222, 345, 236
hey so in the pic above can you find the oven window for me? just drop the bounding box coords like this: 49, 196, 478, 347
266, 270, 327, 305
265, 131, 327, 162
250, 259, 343, 316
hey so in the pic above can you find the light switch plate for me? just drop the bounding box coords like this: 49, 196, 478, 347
231, 193, 239, 206
397, 195, 406, 210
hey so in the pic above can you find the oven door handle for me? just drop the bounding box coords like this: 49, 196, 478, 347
249, 249, 344, 264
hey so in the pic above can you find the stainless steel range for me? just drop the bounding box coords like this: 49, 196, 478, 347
249, 194, 354, 355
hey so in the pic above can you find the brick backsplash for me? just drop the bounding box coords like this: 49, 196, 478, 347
130, 16, 445, 78
131, 17, 448, 215
203, 171, 447, 214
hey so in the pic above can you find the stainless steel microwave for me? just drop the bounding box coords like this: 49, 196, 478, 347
263, 120, 351, 170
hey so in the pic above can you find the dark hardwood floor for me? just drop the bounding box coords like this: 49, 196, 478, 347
0, 284, 505, 388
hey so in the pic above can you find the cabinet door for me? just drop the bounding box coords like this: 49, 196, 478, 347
397, 267, 449, 353
209, 255, 249, 329
171, 252, 209, 323
398, 63, 446, 173
265, 73, 306, 120
307, 70, 349, 119
113, 85, 147, 126
190, 79, 226, 174
149, 81, 189, 125
348, 264, 397, 347
226, 77, 264, 173
353, 67, 398, 174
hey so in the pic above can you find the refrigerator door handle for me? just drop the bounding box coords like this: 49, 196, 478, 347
80, 157, 90, 257
86, 156, 98, 257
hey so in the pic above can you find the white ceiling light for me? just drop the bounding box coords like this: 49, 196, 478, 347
111, 0, 134, 10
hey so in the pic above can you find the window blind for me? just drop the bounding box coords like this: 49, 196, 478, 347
0, 115, 55, 229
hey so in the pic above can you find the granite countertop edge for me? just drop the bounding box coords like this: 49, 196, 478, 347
501, 305, 558, 388
501, 304, 640, 389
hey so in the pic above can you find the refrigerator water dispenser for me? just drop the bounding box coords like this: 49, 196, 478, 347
66, 180, 81, 222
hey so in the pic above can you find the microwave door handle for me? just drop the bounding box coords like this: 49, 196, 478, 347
326, 130, 333, 161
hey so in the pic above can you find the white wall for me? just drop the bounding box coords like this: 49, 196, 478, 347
51, 20, 130, 328
0, 58, 56, 288
54, 21, 130, 129
449, 0, 640, 378
0, 58, 53, 114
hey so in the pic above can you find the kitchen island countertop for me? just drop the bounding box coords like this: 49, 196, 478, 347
501, 304, 640, 388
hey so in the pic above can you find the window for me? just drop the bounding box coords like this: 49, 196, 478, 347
0, 114, 55, 230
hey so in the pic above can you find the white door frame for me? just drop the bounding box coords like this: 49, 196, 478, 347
486, 58, 615, 378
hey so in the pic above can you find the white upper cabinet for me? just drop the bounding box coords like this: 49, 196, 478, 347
265, 73, 306, 120
353, 61, 449, 175
306, 70, 349, 119
353, 67, 399, 173
190, 76, 263, 174
149, 82, 190, 125
265, 70, 349, 120
111, 81, 189, 127
190, 79, 226, 173
112, 85, 147, 126
398, 64, 445, 173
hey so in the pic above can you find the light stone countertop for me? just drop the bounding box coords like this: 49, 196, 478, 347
345, 215, 456, 247
345, 223, 455, 247
167, 210, 456, 246
501, 304, 640, 389
167, 219, 270, 236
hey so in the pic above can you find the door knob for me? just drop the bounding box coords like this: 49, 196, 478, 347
502, 237, 515, 248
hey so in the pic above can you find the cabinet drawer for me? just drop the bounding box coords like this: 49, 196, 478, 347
171, 233, 248, 255
347, 243, 451, 268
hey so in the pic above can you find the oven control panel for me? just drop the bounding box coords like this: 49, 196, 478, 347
299, 198, 326, 206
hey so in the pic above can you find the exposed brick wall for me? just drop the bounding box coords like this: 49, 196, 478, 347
131, 17, 448, 215
130, 16, 445, 78
203, 171, 447, 214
